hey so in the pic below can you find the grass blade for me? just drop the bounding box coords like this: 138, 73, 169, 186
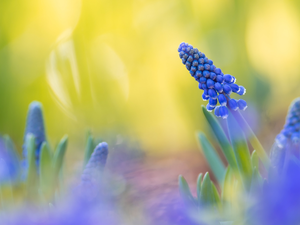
178, 175, 196, 206
197, 173, 203, 205
200, 172, 214, 206
25, 134, 37, 200
197, 132, 225, 184
83, 133, 94, 168
40, 142, 54, 200
202, 106, 237, 170
53, 135, 68, 178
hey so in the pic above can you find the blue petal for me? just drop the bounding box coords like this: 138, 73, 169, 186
237, 86, 246, 95
216, 75, 224, 83
208, 89, 218, 99
214, 106, 221, 117
218, 94, 227, 106
202, 93, 209, 101
214, 82, 223, 93
237, 99, 247, 110
224, 74, 234, 83
206, 103, 215, 112
223, 84, 232, 95
210, 72, 216, 80
228, 99, 238, 111
203, 70, 210, 78
219, 106, 229, 119
209, 98, 217, 107
207, 79, 215, 89
230, 83, 239, 93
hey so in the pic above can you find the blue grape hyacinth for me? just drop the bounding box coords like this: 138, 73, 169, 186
178, 42, 247, 119
22, 101, 46, 169
81, 142, 109, 188
275, 98, 300, 146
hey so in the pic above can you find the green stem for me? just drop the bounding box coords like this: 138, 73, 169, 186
230, 109, 270, 170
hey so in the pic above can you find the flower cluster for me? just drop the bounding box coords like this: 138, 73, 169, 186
178, 42, 247, 119
275, 98, 300, 146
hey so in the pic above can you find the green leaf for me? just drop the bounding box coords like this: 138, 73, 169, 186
40, 142, 54, 200
222, 166, 234, 201
196, 173, 203, 205
178, 175, 196, 206
83, 133, 94, 168
53, 135, 68, 178
197, 132, 225, 184
211, 181, 221, 211
200, 172, 214, 206
251, 150, 259, 170
250, 166, 263, 195
25, 134, 37, 199
202, 106, 237, 171
227, 113, 252, 190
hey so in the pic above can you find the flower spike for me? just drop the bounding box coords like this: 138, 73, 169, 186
178, 42, 247, 119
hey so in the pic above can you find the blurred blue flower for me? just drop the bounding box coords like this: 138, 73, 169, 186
270, 98, 300, 173
81, 142, 108, 189
178, 42, 247, 119
250, 159, 300, 225
275, 98, 300, 146
0, 137, 19, 184
22, 101, 46, 168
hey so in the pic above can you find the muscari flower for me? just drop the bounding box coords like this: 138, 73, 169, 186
22, 101, 46, 168
270, 98, 300, 173
275, 97, 300, 147
81, 142, 109, 188
178, 42, 247, 119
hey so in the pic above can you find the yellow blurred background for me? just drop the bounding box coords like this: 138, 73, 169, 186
1, 0, 300, 154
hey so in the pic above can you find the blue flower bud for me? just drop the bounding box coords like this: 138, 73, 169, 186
210, 72, 216, 80
204, 57, 209, 64
195, 70, 202, 78
218, 94, 227, 106
203, 70, 210, 78
187, 56, 193, 62
237, 86, 246, 95
198, 58, 204, 64
190, 70, 195, 76
202, 93, 209, 101
214, 82, 223, 93
219, 106, 229, 119
198, 83, 203, 89
223, 84, 232, 95
198, 64, 204, 71
202, 84, 207, 89
210, 65, 216, 72
230, 83, 239, 93
182, 58, 186, 64
208, 89, 217, 99
209, 98, 217, 107
206, 103, 215, 112
191, 66, 197, 72
214, 106, 221, 117
228, 99, 238, 111
207, 79, 215, 89
215, 68, 222, 75
200, 77, 207, 84
199, 52, 205, 58
224, 74, 234, 83
208, 59, 213, 65
192, 60, 198, 67
237, 99, 247, 110
216, 75, 224, 83
203, 89, 209, 97
204, 64, 210, 71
